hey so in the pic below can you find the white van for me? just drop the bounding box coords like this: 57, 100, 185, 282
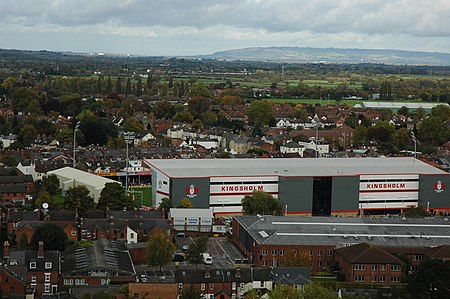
202, 253, 213, 265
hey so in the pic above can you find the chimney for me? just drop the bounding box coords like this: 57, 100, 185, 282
38, 241, 44, 258
3, 241, 10, 262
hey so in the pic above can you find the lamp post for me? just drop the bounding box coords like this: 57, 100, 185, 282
73, 121, 80, 168
124, 131, 135, 196
410, 129, 417, 159
311, 114, 321, 158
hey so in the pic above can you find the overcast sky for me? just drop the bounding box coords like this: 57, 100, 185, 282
1, 0, 450, 56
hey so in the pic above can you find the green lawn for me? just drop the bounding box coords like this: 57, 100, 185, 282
129, 186, 153, 207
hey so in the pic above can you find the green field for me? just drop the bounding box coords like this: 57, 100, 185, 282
129, 186, 153, 207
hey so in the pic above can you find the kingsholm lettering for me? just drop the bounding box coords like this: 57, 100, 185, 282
220, 185, 264, 192
366, 183, 406, 189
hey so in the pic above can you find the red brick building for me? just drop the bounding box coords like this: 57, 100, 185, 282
175, 267, 273, 299
335, 243, 403, 284
1, 241, 60, 297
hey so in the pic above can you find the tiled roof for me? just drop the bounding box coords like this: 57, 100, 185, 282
335, 243, 402, 264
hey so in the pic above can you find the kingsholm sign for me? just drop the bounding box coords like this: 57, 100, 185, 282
220, 185, 264, 192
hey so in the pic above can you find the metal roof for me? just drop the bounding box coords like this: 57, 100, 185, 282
169, 208, 213, 219
234, 215, 450, 247
146, 157, 446, 178
361, 102, 449, 110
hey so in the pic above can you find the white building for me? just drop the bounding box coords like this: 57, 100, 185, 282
47, 167, 121, 202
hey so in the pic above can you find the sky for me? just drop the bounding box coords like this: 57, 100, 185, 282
1, 0, 450, 56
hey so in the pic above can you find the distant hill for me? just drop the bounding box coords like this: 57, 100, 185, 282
197, 47, 450, 65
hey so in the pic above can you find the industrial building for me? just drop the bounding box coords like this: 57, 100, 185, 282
231, 215, 450, 273
146, 157, 450, 216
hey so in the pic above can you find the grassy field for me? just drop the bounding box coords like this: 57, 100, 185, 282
129, 186, 153, 207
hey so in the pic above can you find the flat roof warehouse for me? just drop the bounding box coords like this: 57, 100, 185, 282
145, 157, 446, 178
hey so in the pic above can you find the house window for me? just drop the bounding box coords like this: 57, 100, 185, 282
371, 264, 377, 271
262, 260, 267, 266
354, 276, 365, 282
31, 275, 36, 283
44, 284, 50, 293
45, 262, 52, 269
75, 279, 85, 285
354, 264, 365, 270
260, 281, 264, 288
279, 250, 285, 256
45, 273, 51, 282
71, 230, 76, 236
327, 250, 333, 256
390, 276, 401, 283
379, 276, 385, 283
317, 250, 323, 256
262, 250, 268, 256
317, 261, 323, 267
209, 283, 214, 290
413, 255, 423, 261
240, 283, 245, 290
64, 279, 73, 285
232, 282, 236, 291
391, 264, 401, 271
271, 250, 276, 256
308, 250, 313, 256
101, 279, 110, 285
371, 276, 377, 283
380, 264, 386, 271
131, 233, 135, 238
201, 283, 206, 291
29, 262, 36, 269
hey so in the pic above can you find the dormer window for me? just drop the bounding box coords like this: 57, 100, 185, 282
45, 262, 52, 269
30, 262, 36, 269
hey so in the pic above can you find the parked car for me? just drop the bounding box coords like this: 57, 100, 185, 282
202, 253, 213, 265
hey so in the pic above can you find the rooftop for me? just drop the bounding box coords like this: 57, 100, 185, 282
234, 215, 450, 247
146, 157, 446, 178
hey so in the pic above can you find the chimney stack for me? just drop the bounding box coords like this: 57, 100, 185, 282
38, 241, 44, 258
3, 241, 10, 262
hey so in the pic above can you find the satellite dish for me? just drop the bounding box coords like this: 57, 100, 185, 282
42, 202, 49, 209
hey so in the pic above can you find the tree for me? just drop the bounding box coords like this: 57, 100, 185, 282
180, 285, 202, 299
418, 116, 449, 145
158, 197, 173, 218
41, 174, 60, 195
283, 251, 311, 268
31, 222, 68, 251
125, 77, 132, 98
1, 155, 17, 168
178, 198, 193, 208
268, 285, 301, 299
35, 191, 53, 209
404, 206, 428, 218
246, 100, 275, 126
352, 125, 367, 147
241, 191, 282, 215
407, 258, 450, 299
97, 182, 134, 211
19, 124, 38, 146
188, 96, 210, 119
190, 82, 211, 98
187, 236, 208, 267
431, 104, 450, 121
64, 185, 95, 217
147, 228, 175, 271
303, 282, 338, 299
79, 116, 118, 146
